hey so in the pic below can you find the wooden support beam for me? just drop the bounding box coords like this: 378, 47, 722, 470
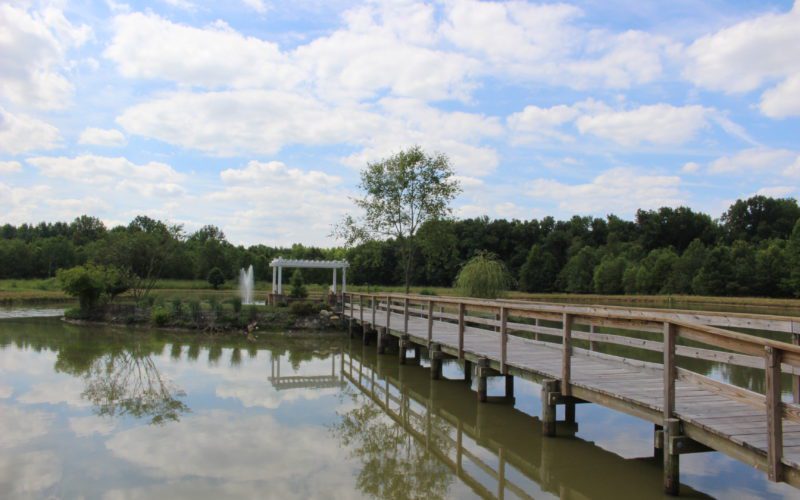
399, 335, 410, 365
371, 295, 376, 329
404, 297, 409, 335
663, 322, 677, 419
500, 306, 508, 375
427, 300, 434, 344
565, 402, 576, 424
458, 302, 465, 359
562, 313, 573, 397
542, 379, 559, 437
464, 360, 472, 384
377, 327, 385, 355
505, 374, 514, 403
794, 333, 800, 404
385, 295, 391, 330
664, 418, 680, 495
766, 346, 784, 482
430, 343, 442, 380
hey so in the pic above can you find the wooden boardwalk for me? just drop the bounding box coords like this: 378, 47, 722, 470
342, 292, 800, 495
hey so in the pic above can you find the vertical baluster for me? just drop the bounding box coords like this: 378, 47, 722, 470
766, 346, 784, 482
403, 297, 409, 335
500, 306, 508, 375
458, 302, 465, 359
663, 322, 676, 418
427, 300, 434, 344
562, 313, 573, 396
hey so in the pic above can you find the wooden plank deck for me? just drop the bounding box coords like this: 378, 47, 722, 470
342, 296, 800, 493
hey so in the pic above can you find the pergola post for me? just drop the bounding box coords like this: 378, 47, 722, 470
278, 266, 283, 294
333, 267, 337, 294
342, 266, 347, 294
272, 266, 276, 293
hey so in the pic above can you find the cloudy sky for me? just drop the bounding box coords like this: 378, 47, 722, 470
1, 0, 799, 246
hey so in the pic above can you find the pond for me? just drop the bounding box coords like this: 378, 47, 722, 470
0, 312, 798, 499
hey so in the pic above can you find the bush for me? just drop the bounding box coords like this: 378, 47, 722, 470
247, 304, 259, 322
171, 298, 183, 318
151, 306, 170, 326
231, 297, 242, 313
419, 288, 437, 296
207, 267, 225, 289
289, 270, 308, 298
454, 252, 511, 299
208, 297, 223, 319
188, 300, 201, 322
58, 264, 130, 310
289, 300, 320, 316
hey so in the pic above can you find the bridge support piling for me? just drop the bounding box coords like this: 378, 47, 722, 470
464, 360, 473, 384
505, 375, 515, 404
377, 328, 386, 355
542, 379, 558, 437
399, 335, 410, 364
430, 343, 442, 380
654, 424, 663, 461
477, 358, 489, 402
664, 418, 681, 495
565, 402, 576, 424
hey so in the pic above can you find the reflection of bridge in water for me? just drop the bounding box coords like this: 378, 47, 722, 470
342, 344, 708, 500
268, 352, 343, 391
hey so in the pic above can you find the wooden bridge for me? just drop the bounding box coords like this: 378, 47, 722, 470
341, 292, 800, 495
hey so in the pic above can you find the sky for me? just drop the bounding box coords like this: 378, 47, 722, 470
1, 0, 799, 246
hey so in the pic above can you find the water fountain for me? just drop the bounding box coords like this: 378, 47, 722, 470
239, 265, 254, 305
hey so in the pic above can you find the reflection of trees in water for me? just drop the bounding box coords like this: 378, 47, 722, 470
82, 349, 189, 425
331, 387, 454, 500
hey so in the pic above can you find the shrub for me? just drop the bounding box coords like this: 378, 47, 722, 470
454, 252, 511, 299
231, 297, 242, 313
58, 264, 130, 310
289, 300, 320, 316
289, 269, 308, 298
151, 307, 170, 326
188, 300, 201, 322
208, 297, 223, 319
207, 267, 225, 289
247, 304, 258, 321
419, 288, 437, 296
171, 298, 184, 318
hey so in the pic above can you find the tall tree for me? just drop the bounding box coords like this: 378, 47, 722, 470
721, 196, 800, 242
336, 146, 461, 292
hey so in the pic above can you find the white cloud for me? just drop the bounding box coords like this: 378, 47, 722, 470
0, 4, 91, 110
507, 104, 580, 143
755, 186, 796, 198
78, 127, 126, 147
708, 148, 799, 175
681, 162, 700, 173
0, 107, 61, 154
683, 3, 800, 117
0, 161, 22, 174
0, 405, 52, 449
576, 104, 710, 146
105, 13, 300, 90
69, 415, 117, 437
220, 160, 341, 187
27, 154, 186, 198
528, 167, 684, 215
0, 182, 53, 224
242, 0, 268, 13
760, 74, 800, 118
0, 451, 61, 497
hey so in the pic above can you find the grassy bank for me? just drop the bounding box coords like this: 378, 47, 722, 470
3, 278, 800, 315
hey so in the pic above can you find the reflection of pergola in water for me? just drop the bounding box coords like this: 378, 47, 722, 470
268, 352, 343, 391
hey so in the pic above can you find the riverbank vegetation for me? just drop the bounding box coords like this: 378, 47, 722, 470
1, 195, 800, 300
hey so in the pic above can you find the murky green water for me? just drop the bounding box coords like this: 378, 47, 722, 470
0, 313, 797, 499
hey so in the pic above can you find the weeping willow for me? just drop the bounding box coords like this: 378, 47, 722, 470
454, 252, 512, 299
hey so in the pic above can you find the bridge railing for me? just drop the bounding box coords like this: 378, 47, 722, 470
344, 291, 800, 481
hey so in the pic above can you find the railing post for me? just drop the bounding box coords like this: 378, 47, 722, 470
348, 293, 353, 336
766, 346, 784, 482
371, 295, 376, 327
500, 306, 508, 375
458, 302, 465, 360
359, 295, 363, 323
663, 322, 676, 418
792, 330, 800, 404
403, 297, 409, 335
385, 295, 391, 330
427, 300, 433, 344
562, 313, 572, 396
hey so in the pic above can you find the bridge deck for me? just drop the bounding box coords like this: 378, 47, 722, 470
345, 304, 800, 481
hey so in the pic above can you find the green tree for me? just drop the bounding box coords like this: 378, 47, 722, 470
635, 248, 678, 294
667, 239, 707, 294
518, 244, 559, 292
558, 246, 597, 293
754, 240, 790, 297
593, 255, 627, 294
454, 252, 511, 299
207, 267, 225, 289
58, 264, 130, 310
336, 146, 461, 293
289, 269, 308, 298
693, 246, 734, 296
721, 196, 800, 242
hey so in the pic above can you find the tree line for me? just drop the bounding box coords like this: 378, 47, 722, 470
1, 195, 800, 297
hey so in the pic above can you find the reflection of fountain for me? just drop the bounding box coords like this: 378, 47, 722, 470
239, 265, 254, 305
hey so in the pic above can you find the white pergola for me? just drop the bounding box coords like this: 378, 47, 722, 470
269, 258, 350, 295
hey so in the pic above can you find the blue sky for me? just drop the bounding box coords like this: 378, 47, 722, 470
1, 0, 799, 246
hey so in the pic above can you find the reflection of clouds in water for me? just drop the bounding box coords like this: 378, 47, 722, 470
106, 410, 361, 499
0, 383, 12, 398
69, 415, 117, 437
18, 377, 90, 407
216, 383, 338, 409
0, 451, 61, 497
0, 347, 57, 376
0, 405, 52, 448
